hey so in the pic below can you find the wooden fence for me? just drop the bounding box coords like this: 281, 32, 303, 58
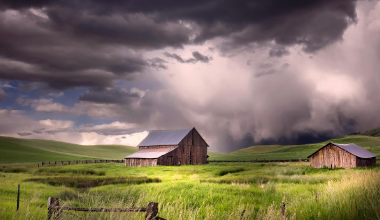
40, 160, 124, 166
47, 197, 166, 220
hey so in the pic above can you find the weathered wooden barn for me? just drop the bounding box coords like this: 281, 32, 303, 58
308, 143, 377, 168
124, 128, 209, 166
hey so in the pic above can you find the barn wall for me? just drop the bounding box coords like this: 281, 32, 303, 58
356, 157, 376, 167
124, 158, 157, 167
309, 144, 357, 168
176, 128, 208, 165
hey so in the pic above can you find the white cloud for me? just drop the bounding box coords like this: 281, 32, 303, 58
48, 92, 64, 98
0, 109, 146, 146
39, 119, 75, 128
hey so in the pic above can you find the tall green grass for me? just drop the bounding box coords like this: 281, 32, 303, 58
0, 162, 379, 219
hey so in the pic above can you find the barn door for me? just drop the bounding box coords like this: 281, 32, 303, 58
189, 147, 192, 165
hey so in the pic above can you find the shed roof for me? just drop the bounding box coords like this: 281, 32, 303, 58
307, 143, 377, 158
125, 146, 177, 159
137, 128, 193, 147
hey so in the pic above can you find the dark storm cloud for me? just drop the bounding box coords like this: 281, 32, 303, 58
258, 130, 335, 146
0, 0, 366, 153
164, 51, 212, 64
0, 0, 357, 54
79, 87, 140, 104
45, 8, 190, 49
0, 10, 150, 90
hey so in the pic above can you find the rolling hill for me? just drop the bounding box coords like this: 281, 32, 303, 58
209, 135, 380, 161
1, 133, 380, 163
0, 136, 138, 163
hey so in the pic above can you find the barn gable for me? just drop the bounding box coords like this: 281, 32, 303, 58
124, 127, 208, 166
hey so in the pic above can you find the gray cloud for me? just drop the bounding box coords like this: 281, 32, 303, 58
17, 132, 32, 136
164, 51, 212, 64
254, 69, 278, 78
269, 46, 290, 57
164, 52, 186, 63
78, 87, 140, 104
148, 57, 168, 70
192, 51, 212, 63
0, 87, 6, 101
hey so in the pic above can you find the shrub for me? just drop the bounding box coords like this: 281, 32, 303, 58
217, 168, 245, 176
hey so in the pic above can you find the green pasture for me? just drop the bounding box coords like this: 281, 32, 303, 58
0, 136, 138, 163
1, 135, 380, 163
0, 162, 379, 219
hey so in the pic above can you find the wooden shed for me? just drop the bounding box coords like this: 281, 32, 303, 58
124, 127, 209, 166
308, 143, 377, 168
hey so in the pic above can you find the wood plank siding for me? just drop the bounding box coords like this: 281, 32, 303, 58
309, 143, 376, 168
125, 128, 208, 167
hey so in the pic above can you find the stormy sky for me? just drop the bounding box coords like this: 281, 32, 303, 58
1, 0, 380, 152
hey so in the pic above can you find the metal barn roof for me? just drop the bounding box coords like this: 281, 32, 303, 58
308, 143, 377, 158
125, 146, 177, 159
332, 143, 377, 158
137, 128, 193, 147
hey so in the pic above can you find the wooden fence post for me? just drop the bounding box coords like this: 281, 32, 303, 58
280, 202, 286, 217
240, 210, 245, 220
17, 184, 20, 211
47, 197, 61, 220
145, 202, 158, 220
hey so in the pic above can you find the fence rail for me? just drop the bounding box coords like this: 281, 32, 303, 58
47, 197, 166, 220
40, 160, 124, 166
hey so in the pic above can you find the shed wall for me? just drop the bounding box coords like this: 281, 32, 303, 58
124, 158, 158, 167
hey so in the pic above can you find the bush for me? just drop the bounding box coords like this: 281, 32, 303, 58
217, 168, 245, 176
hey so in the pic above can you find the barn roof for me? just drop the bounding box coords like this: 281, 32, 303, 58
125, 146, 177, 159
137, 128, 193, 147
307, 143, 377, 158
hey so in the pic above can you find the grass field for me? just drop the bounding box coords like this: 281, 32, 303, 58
0, 162, 379, 219
1, 134, 380, 163
0, 136, 138, 163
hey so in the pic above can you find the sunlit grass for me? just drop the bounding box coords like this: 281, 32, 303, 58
0, 162, 379, 219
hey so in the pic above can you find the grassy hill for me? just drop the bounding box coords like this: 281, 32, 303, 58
360, 126, 380, 137
0, 136, 138, 163
1, 134, 380, 163
209, 135, 380, 161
